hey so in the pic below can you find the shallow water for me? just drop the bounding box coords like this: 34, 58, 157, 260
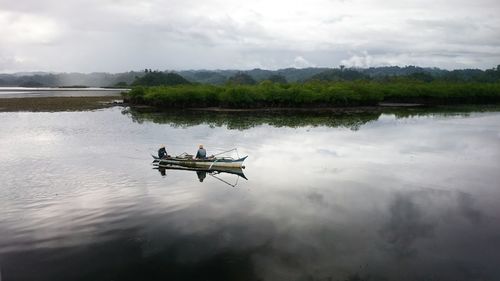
1, 107, 499, 281
0, 87, 125, 98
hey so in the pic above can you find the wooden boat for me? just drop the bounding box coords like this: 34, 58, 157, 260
152, 153, 247, 169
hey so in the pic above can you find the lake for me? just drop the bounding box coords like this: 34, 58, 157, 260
0, 106, 499, 281
0, 87, 126, 98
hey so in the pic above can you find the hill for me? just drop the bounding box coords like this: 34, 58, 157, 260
131, 71, 190, 86
1, 65, 499, 87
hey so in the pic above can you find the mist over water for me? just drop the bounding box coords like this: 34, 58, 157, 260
0, 107, 499, 281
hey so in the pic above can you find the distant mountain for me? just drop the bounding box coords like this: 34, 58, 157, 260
276, 67, 330, 82
19, 81, 46, 87
178, 67, 329, 84
132, 71, 190, 86
227, 72, 257, 85
179, 71, 227, 85
243, 69, 275, 81
0, 71, 144, 87
11, 72, 53, 77
309, 69, 370, 81
0, 65, 499, 87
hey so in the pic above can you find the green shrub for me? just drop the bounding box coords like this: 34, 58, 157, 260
127, 81, 500, 108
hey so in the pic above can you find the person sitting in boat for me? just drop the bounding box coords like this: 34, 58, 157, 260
195, 144, 207, 159
158, 145, 168, 159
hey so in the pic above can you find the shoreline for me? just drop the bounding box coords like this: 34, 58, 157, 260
1, 95, 499, 114
0, 96, 122, 112
128, 103, 500, 116
185, 106, 394, 113
185, 103, 424, 113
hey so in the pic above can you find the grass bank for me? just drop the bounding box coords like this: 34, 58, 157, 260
124, 81, 500, 109
0, 96, 122, 112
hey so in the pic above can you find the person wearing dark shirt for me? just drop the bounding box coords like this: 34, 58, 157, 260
195, 144, 207, 159
158, 145, 167, 159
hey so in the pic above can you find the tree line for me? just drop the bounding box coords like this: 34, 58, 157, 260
125, 80, 500, 108
1, 65, 500, 87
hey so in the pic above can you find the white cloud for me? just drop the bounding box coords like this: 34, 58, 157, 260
341, 51, 374, 68
292, 56, 315, 68
0, 11, 63, 44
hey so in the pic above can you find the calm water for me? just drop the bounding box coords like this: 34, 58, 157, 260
0, 87, 125, 98
1, 107, 499, 281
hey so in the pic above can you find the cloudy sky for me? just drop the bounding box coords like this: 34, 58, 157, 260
1, 0, 499, 72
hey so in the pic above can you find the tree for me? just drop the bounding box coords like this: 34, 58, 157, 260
309, 69, 369, 81
132, 71, 191, 86
407, 72, 434, 82
267, 74, 287, 84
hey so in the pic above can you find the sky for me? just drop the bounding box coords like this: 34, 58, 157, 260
0, 0, 499, 72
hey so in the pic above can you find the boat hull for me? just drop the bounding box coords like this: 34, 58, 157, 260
153, 155, 247, 169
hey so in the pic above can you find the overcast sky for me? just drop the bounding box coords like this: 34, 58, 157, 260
1, 0, 499, 72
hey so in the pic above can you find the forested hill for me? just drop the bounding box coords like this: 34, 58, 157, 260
1, 65, 499, 87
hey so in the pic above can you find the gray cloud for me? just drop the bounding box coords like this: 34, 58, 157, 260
0, 0, 499, 72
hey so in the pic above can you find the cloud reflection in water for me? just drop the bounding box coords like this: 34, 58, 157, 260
0, 108, 499, 280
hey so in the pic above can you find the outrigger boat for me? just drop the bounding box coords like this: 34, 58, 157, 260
152, 152, 248, 169
152, 149, 248, 187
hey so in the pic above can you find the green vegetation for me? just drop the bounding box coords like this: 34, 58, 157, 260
131, 71, 190, 86
310, 69, 370, 81
124, 80, 500, 109
267, 74, 287, 84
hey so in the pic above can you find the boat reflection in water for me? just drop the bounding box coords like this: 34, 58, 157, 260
154, 164, 248, 187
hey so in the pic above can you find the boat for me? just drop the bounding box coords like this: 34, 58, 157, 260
152, 152, 248, 186
152, 153, 247, 169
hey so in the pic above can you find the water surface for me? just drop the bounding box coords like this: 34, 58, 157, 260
0, 87, 125, 98
0, 107, 499, 281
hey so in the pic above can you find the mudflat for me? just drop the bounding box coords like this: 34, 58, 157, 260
0, 96, 122, 112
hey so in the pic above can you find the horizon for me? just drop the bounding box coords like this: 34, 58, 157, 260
1, 0, 499, 72
2, 64, 500, 76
